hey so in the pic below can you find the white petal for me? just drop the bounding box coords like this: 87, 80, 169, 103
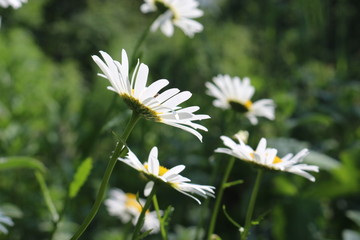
134, 63, 149, 98
162, 91, 192, 108
162, 165, 185, 179
140, 79, 169, 101
148, 147, 159, 176
144, 181, 154, 196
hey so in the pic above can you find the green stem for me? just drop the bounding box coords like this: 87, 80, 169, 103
153, 195, 167, 240
207, 157, 235, 240
71, 112, 141, 240
132, 183, 159, 240
241, 169, 263, 240
130, 17, 154, 71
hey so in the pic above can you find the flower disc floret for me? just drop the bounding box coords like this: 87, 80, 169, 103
215, 136, 319, 181
118, 146, 215, 204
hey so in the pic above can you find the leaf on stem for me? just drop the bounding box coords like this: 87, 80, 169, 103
69, 158, 93, 199
224, 179, 244, 189
251, 209, 271, 226
0, 156, 46, 173
162, 205, 174, 229
222, 205, 242, 229
35, 171, 59, 222
137, 229, 153, 239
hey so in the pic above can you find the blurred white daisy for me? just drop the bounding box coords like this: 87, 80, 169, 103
215, 136, 319, 182
140, 0, 204, 37
233, 130, 249, 144
105, 188, 160, 234
0, 0, 27, 9
205, 74, 275, 125
119, 146, 215, 204
0, 211, 13, 235
92, 49, 210, 142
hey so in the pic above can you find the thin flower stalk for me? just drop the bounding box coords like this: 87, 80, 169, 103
207, 157, 235, 240
152, 195, 168, 240
132, 182, 159, 240
71, 112, 141, 240
241, 169, 263, 240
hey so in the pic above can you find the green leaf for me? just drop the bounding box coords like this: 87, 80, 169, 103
162, 205, 174, 229
0, 156, 46, 173
251, 210, 271, 226
137, 229, 152, 239
222, 205, 242, 229
224, 179, 244, 189
304, 151, 341, 171
69, 158, 93, 198
273, 176, 298, 196
35, 171, 59, 222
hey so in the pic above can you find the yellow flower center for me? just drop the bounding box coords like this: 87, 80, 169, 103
121, 93, 161, 121
244, 100, 253, 109
229, 100, 253, 113
272, 156, 283, 164
144, 164, 169, 176
125, 193, 143, 213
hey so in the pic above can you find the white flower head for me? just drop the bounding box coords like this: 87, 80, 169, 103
105, 188, 160, 234
140, 0, 204, 37
206, 74, 275, 125
0, 0, 27, 9
92, 49, 210, 142
119, 146, 215, 204
0, 211, 14, 235
215, 136, 320, 182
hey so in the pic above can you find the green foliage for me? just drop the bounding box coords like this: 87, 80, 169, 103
69, 158, 93, 198
1, 0, 359, 239
0, 156, 46, 173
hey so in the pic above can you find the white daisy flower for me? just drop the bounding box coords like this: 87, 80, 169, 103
140, 0, 204, 37
105, 188, 160, 234
0, 0, 27, 9
205, 74, 275, 125
119, 146, 215, 204
0, 211, 14, 235
92, 49, 210, 142
215, 136, 319, 182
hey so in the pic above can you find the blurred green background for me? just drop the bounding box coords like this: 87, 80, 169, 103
0, 0, 359, 239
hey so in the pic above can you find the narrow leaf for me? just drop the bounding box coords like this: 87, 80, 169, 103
222, 205, 242, 229
305, 151, 341, 171
69, 158, 93, 198
162, 205, 174, 228
34, 171, 59, 222
0, 157, 46, 173
137, 229, 153, 239
224, 179, 244, 189
251, 210, 271, 226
